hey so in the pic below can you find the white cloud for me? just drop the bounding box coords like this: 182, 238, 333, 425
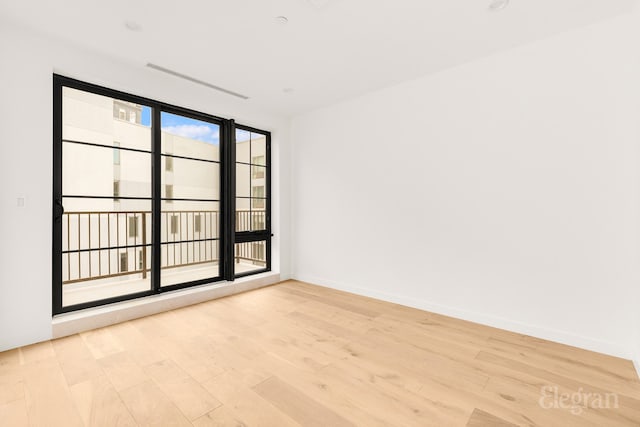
162, 124, 219, 143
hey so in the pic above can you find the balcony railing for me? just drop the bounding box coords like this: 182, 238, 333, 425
62, 210, 266, 284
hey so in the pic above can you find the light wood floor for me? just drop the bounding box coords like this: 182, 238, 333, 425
1, 280, 639, 426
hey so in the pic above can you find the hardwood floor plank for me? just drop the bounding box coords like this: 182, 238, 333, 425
98, 352, 149, 392
19, 341, 55, 364
201, 372, 302, 427
276, 286, 381, 318
152, 335, 226, 384
466, 408, 518, 427
52, 334, 103, 386
144, 359, 222, 420
0, 398, 29, 427
286, 310, 365, 342
192, 405, 248, 427
69, 374, 137, 427
81, 328, 124, 360
119, 380, 192, 427
253, 376, 356, 427
0, 367, 24, 405
22, 358, 84, 427
328, 356, 472, 425
106, 321, 167, 367
0, 348, 20, 369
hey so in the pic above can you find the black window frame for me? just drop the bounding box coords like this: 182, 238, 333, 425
52, 74, 271, 315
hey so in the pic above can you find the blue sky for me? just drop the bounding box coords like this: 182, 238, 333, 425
161, 111, 220, 145
141, 106, 152, 127
140, 106, 255, 145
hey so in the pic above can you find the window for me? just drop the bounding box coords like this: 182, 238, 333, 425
252, 156, 265, 179
119, 253, 128, 272
53, 75, 271, 314
252, 186, 265, 209
170, 214, 179, 235
128, 216, 138, 238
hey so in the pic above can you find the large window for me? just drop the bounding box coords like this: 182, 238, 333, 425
52, 75, 271, 314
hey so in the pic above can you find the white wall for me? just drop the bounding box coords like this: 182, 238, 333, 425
0, 22, 292, 352
291, 12, 640, 359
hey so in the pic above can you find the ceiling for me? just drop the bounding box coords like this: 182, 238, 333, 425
1, 0, 636, 117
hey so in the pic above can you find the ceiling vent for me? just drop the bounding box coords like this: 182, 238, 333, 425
146, 63, 249, 100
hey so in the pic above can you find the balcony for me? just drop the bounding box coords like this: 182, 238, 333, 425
61, 210, 266, 307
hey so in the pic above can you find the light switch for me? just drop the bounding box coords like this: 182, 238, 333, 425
17, 197, 25, 207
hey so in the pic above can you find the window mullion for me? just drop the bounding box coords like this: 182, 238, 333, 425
151, 106, 162, 293
222, 119, 236, 281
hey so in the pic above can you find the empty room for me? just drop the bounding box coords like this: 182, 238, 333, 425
1, 0, 640, 426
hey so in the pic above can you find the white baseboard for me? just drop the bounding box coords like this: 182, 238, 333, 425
52, 272, 281, 339
294, 274, 631, 360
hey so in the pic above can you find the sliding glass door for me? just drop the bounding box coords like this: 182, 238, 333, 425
53, 75, 269, 314
55, 85, 155, 308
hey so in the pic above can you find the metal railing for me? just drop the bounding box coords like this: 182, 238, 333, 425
62, 210, 266, 284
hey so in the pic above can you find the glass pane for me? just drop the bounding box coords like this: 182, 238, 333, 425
234, 201, 266, 231
251, 134, 267, 165
251, 185, 265, 199
63, 87, 151, 151
250, 211, 266, 231
162, 157, 220, 201
251, 164, 266, 180
236, 128, 268, 233
160, 112, 221, 288
236, 163, 250, 198
61, 199, 152, 307
235, 241, 267, 275
161, 201, 220, 287
61, 85, 153, 308
161, 201, 220, 243
251, 198, 266, 210
63, 142, 151, 199
161, 112, 220, 162
235, 198, 251, 232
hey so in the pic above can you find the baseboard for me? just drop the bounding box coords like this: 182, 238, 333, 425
52, 272, 281, 339
294, 274, 631, 360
